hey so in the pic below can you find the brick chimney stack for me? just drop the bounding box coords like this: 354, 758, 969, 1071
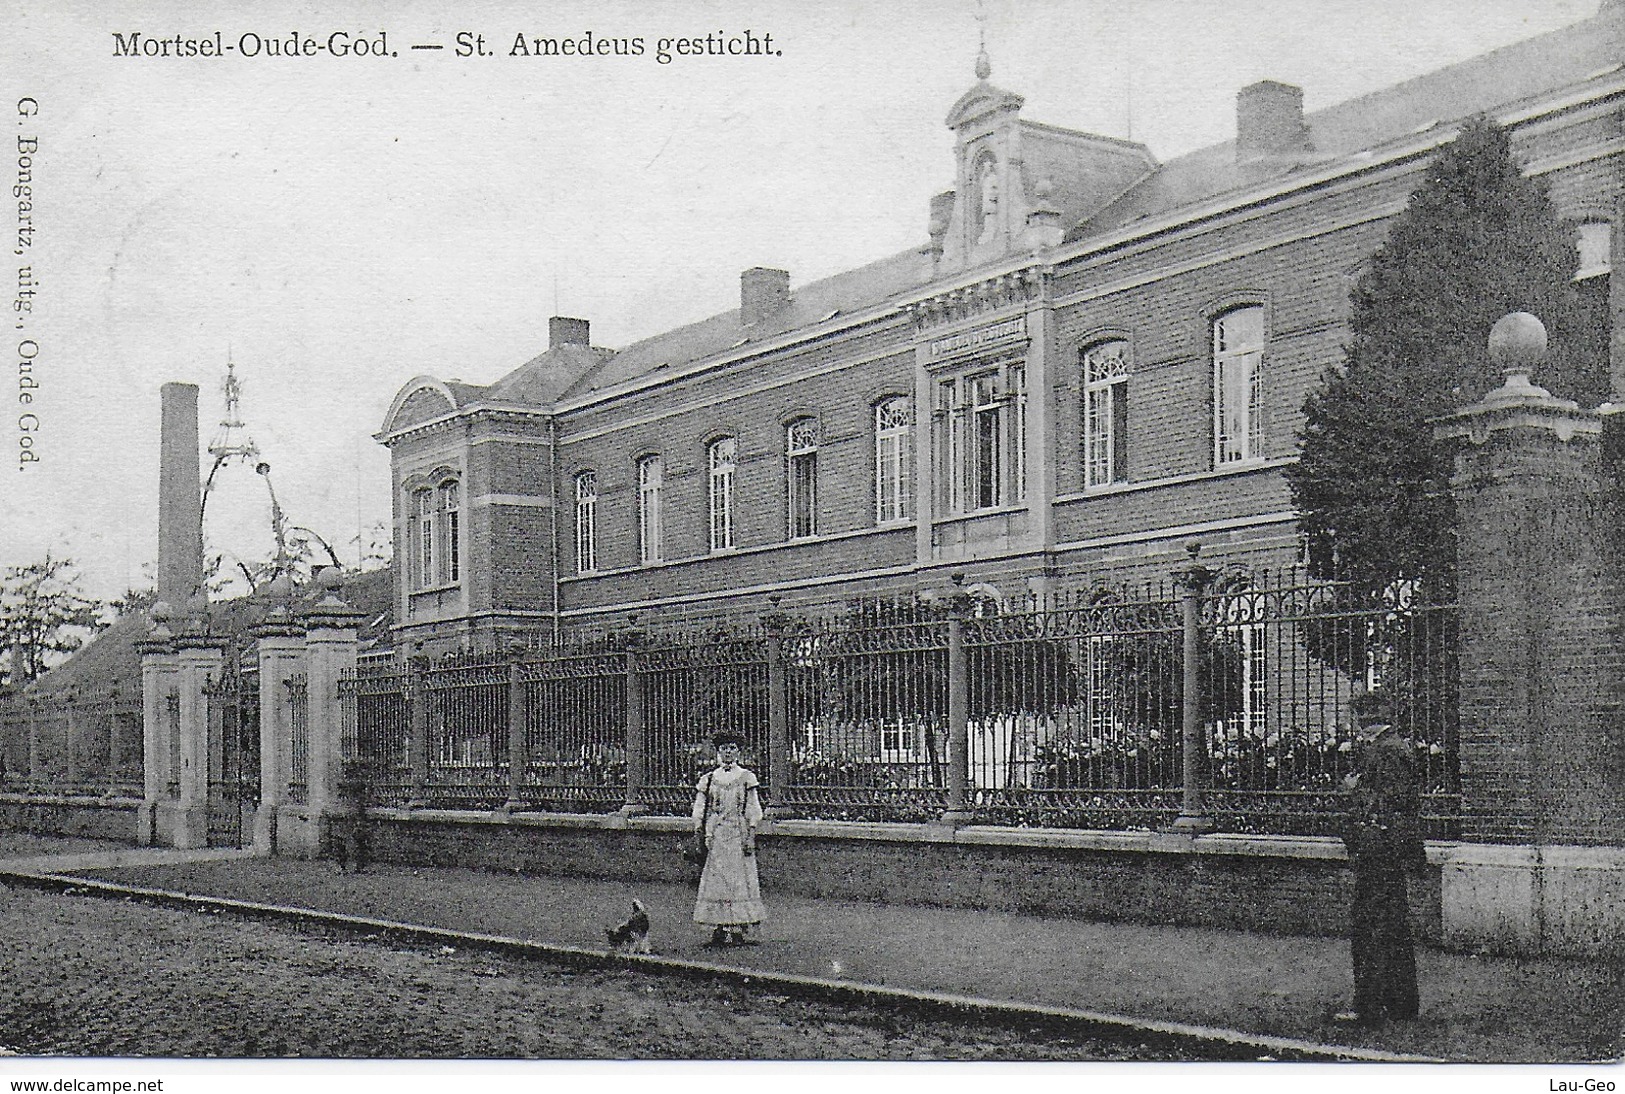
1237, 80, 1311, 160
549, 316, 590, 349
157, 382, 204, 613
740, 267, 790, 326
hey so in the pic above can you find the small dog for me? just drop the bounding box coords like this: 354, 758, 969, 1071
605, 899, 652, 954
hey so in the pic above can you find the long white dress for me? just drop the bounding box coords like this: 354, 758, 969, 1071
691, 764, 766, 928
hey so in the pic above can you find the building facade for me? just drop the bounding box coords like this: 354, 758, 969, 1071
379, 8, 1623, 652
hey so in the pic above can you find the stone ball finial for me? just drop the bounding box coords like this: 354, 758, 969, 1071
319, 566, 345, 596
150, 600, 173, 626
1488, 312, 1547, 374
186, 591, 209, 617
266, 573, 294, 606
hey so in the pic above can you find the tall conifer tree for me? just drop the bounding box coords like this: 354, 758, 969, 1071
1289, 117, 1605, 605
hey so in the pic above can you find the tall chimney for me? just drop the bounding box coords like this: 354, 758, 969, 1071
1237, 80, 1310, 160
157, 382, 204, 613
740, 267, 790, 327
549, 316, 590, 348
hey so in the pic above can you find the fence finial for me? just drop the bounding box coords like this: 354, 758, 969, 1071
1175, 541, 1215, 593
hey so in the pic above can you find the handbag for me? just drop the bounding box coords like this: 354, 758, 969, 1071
682, 773, 712, 868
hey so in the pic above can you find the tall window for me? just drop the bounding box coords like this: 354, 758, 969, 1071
437, 481, 460, 585
1213, 307, 1265, 465
874, 397, 914, 524
1082, 341, 1130, 487
935, 361, 1027, 515
708, 437, 737, 551
409, 480, 461, 590
636, 455, 662, 564
412, 489, 434, 590
786, 419, 819, 539
574, 471, 598, 574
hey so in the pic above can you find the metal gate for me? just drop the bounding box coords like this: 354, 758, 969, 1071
204, 658, 261, 848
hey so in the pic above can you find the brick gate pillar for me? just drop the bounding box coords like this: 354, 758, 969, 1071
135, 608, 180, 846
283, 572, 363, 858
1432, 312, 1622, 955
168, 634, 228, 849
252, 607, 306, 854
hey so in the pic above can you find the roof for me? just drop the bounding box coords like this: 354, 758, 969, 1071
1072, 7, 1624, 239
563, 248, 927, 398
418, 6, 1620, 414
486, 344, 616, 407
4, 566, 396, 703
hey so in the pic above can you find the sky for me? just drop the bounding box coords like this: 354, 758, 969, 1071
1, 0, 1604, 604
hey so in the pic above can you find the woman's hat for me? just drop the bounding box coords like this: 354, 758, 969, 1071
711, 730, 745, 748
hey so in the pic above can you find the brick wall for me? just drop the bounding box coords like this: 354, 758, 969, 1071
0, 795, 137, 843
358, 814, 1443, 942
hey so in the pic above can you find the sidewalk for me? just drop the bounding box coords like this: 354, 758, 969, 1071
8, 848, 1621, 1063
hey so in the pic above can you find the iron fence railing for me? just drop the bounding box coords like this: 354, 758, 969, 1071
0, 692, 143, 798
518, 650, 626, 813
285, 674, 309, 805
781, 612, 949, 822
333, 567, 1461, 837
638, 638, 769, 815
421, 653, 510, 810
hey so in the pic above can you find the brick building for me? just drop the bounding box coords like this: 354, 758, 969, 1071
379, 8, 1623, 652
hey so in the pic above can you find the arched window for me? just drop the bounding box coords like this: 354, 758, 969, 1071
786, 419, 819, 539
636, 455, 663, 564
574, 471, 598, 574
874, 397, 914, 524
1081, 340, 1130, 487
1213, 306, 1265, 465
708, 437, 737, 552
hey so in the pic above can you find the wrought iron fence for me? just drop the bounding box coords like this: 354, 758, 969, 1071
637, 635, 769, 815
420, 652, 510, 810
1196, 573, 1458, 836
203, 661, 261, 848
780, 606, 950, 822
334, 566, 1459, 837
285, 674, 309, 805
0, 691, 143, 797
964, 587, 1186, 830
519, 649, 627, 813
340, 660, 412, 807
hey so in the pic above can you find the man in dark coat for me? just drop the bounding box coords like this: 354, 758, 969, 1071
1337, 693, 1427, 1024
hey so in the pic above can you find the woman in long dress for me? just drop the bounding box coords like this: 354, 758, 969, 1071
691, 731, 766, 947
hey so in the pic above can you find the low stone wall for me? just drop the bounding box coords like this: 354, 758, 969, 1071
359, 810, 1446, 944
0, 794, 139, 844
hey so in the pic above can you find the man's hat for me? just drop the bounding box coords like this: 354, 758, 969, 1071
711, 730, 746, 748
